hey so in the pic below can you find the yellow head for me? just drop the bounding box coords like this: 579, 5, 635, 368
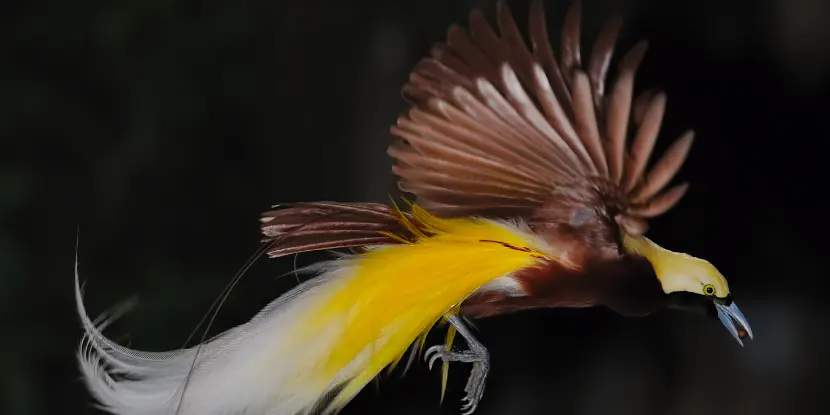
622, 233, 753, 346
622, 233, 729, 297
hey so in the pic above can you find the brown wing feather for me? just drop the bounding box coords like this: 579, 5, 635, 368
621, 92, 667, 192
528, 0, 572, 112
560, 0, 583, 87
588, 16, 623, 111
605, 40, 648, 183
630, 130, 694, 203
571, 70, 608, 175
390, 0, 696, 240
260, 202, 414, 258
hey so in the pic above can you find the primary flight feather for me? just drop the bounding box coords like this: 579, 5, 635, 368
75, 1, 753, 414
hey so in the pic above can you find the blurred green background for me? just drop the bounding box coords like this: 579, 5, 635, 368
3, 0, 829, 414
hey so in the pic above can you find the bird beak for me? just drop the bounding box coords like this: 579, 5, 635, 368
714, 300, 753, 346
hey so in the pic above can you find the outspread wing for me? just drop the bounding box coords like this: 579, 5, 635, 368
389, 0, 693, 239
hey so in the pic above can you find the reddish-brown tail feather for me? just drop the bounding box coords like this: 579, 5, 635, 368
259, 202, 415, 259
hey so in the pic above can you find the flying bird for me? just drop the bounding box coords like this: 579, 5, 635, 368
74, 1, 753, 414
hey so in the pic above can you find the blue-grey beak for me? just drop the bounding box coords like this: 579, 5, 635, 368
715, 301, 753, 346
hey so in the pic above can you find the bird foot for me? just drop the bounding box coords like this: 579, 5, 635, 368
423, 316, 490, 415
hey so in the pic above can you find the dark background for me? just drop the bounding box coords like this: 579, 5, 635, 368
4, 0, 830, 414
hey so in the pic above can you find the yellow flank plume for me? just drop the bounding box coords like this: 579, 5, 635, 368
299, 203, 554, 412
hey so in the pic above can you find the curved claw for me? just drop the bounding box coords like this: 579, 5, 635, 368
424, 344, 446, 370
462, 398, 481, 413
428, 352, 443, 370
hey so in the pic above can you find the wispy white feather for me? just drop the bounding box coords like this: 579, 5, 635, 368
74, 254, 364, 415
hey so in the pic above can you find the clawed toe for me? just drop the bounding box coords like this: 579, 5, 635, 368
424, 344, 446, 370
424, 315, 490, 414
461, 394, 481, 413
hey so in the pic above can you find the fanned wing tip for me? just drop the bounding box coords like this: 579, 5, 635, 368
570, 70, 607, 175
621, 91, 667, 192
605, 39, 649, 184
393, 0, 695, 232
560, 0, 583, 87
630, 129, 694, 203
495, 0, 526, 55
633, 88, 657, 127
628, 182, 689, 218
467, 8, 508, 88
529, 0, 572, 110
588, 15, 623, 110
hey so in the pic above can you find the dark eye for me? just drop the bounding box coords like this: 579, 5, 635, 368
703, 284, 715, 296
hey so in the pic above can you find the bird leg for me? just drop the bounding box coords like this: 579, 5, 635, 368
424, 314, 489, 415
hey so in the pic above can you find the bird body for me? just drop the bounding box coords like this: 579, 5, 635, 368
75, 1, 753, 414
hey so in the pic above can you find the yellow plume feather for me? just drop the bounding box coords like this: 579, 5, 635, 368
298, 204, 555, 412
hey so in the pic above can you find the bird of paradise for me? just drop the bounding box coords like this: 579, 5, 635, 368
74, 1, 753, 414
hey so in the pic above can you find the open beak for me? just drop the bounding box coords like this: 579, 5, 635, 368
715, 301, 753, 346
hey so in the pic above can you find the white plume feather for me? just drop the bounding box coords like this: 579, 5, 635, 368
74, 255, 360, 415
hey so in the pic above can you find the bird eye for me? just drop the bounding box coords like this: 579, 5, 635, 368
703, 284, 715, 296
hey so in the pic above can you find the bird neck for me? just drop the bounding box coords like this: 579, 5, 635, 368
594, 255, 665, 317
621, 232, 661, 257
621, 232, 695, 294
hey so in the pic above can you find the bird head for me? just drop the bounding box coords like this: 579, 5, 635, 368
622, 233, 754, 346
